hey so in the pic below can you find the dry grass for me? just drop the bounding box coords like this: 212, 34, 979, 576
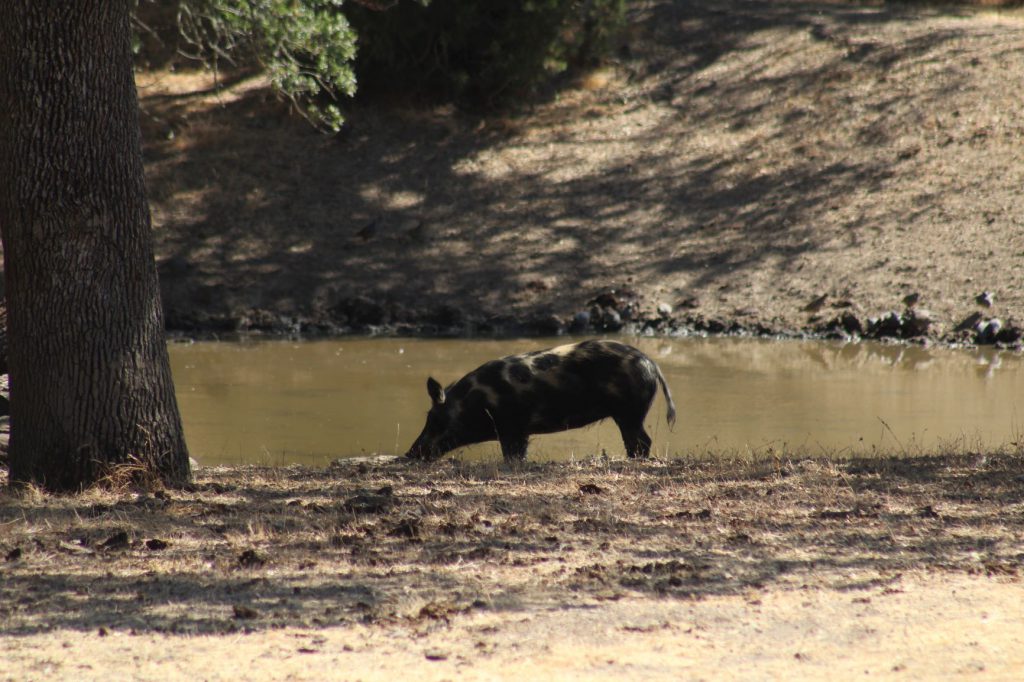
2, 452, 1022, 638
3, 453, 1024, 679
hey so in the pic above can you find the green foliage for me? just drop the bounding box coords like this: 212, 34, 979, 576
134, 0, 624, 128
177, 0, 358, 131
347, 0, 626, 108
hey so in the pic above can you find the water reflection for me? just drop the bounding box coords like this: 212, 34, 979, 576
168, 337, 1024, 467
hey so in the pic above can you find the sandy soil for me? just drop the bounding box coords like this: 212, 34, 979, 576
2, 454, 1023, 679
138, 0, 1024, 341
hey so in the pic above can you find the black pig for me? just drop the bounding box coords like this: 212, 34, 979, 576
405, 340, 676, 462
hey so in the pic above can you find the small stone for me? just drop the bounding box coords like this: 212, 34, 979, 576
803, 294, 828, 313
656, 302, 673, 318
839, 312, 863, 336
978, 318, 1002, 344
955, 311, 984, 332
995, 324, 1023, 344
975, 291, 995, 308
868, 311, 903, 338
601, 308, 623, 331
902, 308, 933, 337
424, 648, 449, 661
704, 318, 727, 334
591, 291, 619, 309
569, 311, 591, 333
529, 314, 563, 336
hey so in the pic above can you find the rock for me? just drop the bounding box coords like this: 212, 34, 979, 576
868, 311, 903, 338
955, 311, 984, 332
677, 296, 700, 309
995, 323, 1023, 344
704, 318, 727, 334
656, 302, 673, 318
803, 294, 828, 313
817, 312, 862, 337
569, 311, 591, 333
590, 290, 620, 309
975, 291, 995, 308
618, 300, 641, 322
902, 292, 921, 308
978, 318, 1002, 344
839, 312, 863, 336
902, 308, 933, 337
598, 307, 623, 331
528, 314, 563, 336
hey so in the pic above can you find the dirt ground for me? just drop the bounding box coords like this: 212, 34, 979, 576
139, 0, 1024, 341
6, 1, 1024, 678
2, 453, 1023, 679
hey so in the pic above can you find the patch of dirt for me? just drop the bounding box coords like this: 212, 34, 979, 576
139, 1, 1024, 343
2, 454, 1023, 678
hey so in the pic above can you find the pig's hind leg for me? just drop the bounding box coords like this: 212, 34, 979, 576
615, 415, 653, 459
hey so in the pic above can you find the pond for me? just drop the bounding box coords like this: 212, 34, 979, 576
169, 337, 1024, 467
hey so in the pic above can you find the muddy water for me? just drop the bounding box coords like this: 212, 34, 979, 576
169, 337, 1024, 467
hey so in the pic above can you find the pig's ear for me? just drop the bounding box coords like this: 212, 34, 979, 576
427, 377, 446, 405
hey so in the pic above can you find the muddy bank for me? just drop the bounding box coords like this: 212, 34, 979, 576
163, 286, 1024, 350
2, 453, 1023, 678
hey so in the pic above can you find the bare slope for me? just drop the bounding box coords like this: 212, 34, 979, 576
142, 1, 1024, 339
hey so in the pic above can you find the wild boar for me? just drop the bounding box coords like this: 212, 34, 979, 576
405, 340, 676, 462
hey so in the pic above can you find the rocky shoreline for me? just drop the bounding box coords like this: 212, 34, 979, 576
164, 287, 1024, 350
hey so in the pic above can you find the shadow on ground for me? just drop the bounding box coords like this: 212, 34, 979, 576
141, 0, 1023, 331
2, 452, 1022, 635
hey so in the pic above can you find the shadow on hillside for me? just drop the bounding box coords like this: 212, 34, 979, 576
141, 0, 985, 328
1, 453, 1021, 635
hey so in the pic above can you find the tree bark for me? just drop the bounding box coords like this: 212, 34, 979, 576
0, 1, 191, 490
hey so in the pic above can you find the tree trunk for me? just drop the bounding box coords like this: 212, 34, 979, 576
0, 1, 191, 490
